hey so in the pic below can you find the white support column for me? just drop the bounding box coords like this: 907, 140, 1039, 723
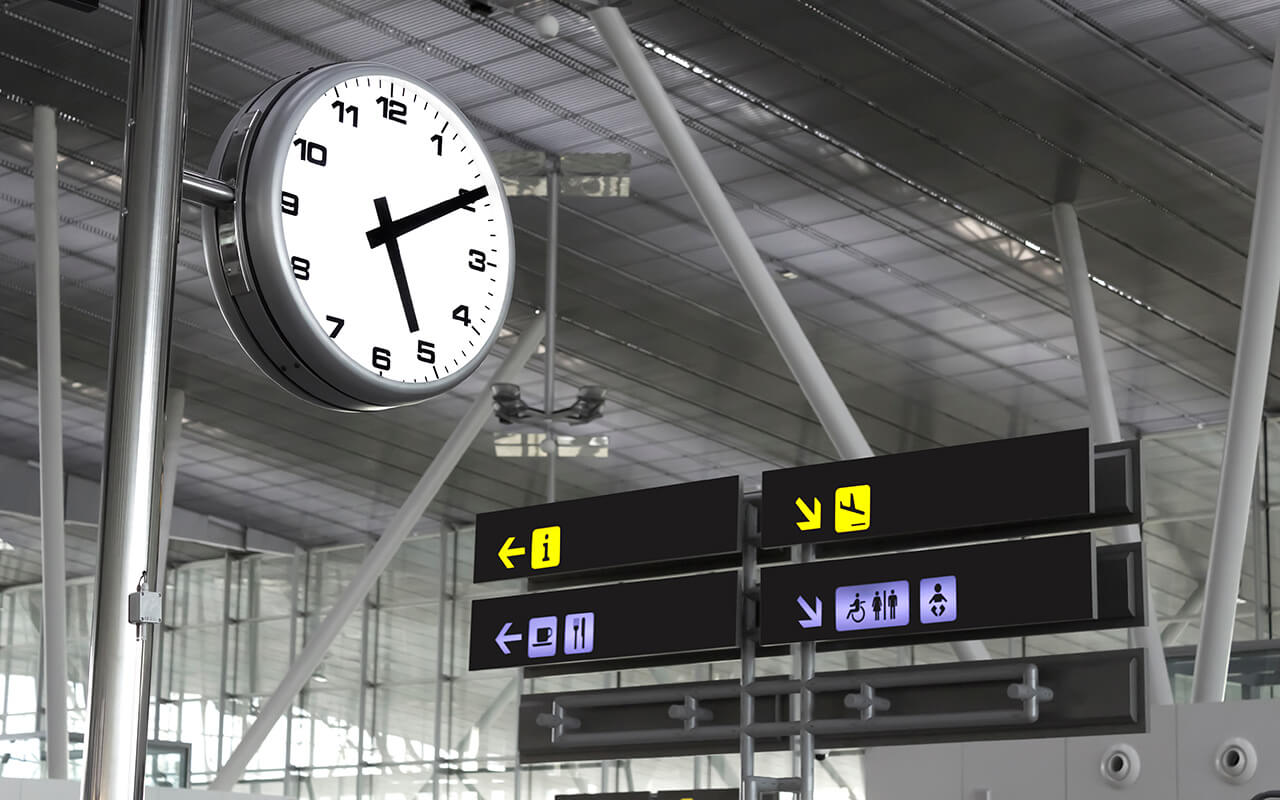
1051, 202, 1174, 706
210, 320, 545, 790
1192, 44, 1280, 703
589, 5, 989, 662
33, 104, 69, 780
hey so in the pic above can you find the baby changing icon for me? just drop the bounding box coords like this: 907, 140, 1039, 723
919, 575, 957, 624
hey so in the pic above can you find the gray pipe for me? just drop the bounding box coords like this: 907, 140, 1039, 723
33, 104, 69, 781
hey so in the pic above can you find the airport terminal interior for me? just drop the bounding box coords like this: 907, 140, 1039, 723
2, 0, 1280, 797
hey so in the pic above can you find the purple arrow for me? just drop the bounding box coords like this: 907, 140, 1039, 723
796, 595, 822, 628
496, 621, 522, 654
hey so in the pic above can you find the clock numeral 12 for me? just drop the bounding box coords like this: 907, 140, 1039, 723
417, 340, 435, 364
282, 191, 299, 216
372, 346, 391, 371
331, 100, 358, 127
376, 96, 407, 124
291, 256, 311, 280
452, 305, 471, 326
467, 248, 486, 272
292, 138, 328, 166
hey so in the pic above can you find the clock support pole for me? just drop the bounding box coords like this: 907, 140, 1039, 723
81, 0, 192, 798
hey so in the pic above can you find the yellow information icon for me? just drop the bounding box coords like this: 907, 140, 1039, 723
531, 526, 561, 569
834, 484, 870, 533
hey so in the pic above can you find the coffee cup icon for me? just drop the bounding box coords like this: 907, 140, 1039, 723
527, 615, 559, 658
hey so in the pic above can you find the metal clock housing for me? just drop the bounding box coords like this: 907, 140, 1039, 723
202, 61, 515, 411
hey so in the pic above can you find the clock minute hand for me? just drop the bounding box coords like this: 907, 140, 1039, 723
366, 185, 489, 249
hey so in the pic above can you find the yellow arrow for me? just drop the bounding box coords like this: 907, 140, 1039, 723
498, 536, 526, 569
795, 497, 821, 530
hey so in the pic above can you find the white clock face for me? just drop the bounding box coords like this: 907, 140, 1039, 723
277, 73, 512, 387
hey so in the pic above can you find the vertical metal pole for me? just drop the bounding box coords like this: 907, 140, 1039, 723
355, 581, 371, 800
211, 320, 546, 789
797, 543, 815, 800
1051, 202, 1174, 706
33, 104, 69, 781
81, 0, 191, 796
1192, 43, 1280, 704
215, 554, 232, 769
544, 162, 560, 503
1253, 440, 1269, 639
154, 388, 185, 594
739, 501, 758, 800
432, 533, 448, 800
589, 4, 989, 666
283, 550, 302, 798
150, 388, 183, 742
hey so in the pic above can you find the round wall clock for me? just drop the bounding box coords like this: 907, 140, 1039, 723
202, 61, 515, 411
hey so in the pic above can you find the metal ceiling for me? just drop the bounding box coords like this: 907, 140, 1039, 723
0, 0, 1278, 773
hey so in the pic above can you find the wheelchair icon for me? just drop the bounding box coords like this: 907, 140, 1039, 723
846, 594, 865, 624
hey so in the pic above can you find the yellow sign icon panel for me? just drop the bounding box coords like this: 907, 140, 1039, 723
834, 484, 870, 533
531, 526, 561, 569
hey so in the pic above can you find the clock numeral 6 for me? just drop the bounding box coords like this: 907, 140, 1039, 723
452, 305, 471, 326
417, 340, 436, 364
282, 191, 299, 216
467, 248, 487, 272
376, 96, 407, 124
372, 346, 391, 371
292, 138, 328, 166
325, 316, 345, 338
291, 256, 311, 280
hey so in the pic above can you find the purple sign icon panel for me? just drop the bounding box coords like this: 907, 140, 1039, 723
563, 612, 595, 654
920, 575, 957, 624
834, 580, 910, 632
527, 615, 558, 658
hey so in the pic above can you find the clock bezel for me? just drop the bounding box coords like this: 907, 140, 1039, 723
201, 61, 515, 411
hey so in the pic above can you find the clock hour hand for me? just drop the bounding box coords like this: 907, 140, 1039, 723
372, 197, 419, 334
365, 185, 489, 249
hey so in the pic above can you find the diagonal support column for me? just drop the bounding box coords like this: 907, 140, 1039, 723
588, 4, 988, 663
1051, 202, 1174, 706
210, 320, 545, 790
33, 104, 68, 780
1192, 42, 1280, 704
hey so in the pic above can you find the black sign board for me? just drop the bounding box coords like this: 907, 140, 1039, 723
473, 476, 741, 583
759, 533, 1098, 647
468, 571, 738, 671
760, 429, 1093, 549
518, 650, 1145, 761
